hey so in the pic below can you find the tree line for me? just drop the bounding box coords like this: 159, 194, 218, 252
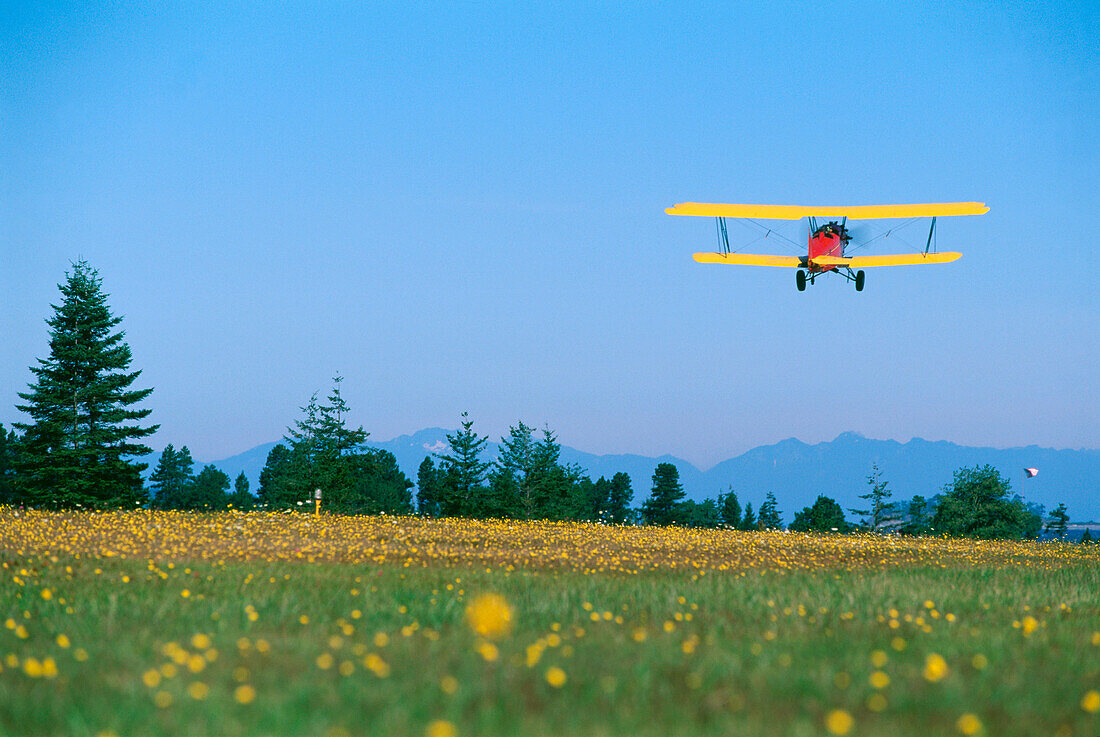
1, 259, 1090, 543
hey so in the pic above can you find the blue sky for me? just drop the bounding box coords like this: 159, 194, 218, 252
2, 2, 1096, 466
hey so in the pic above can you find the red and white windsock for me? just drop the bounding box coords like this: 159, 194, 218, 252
1024, 468, 1039, 478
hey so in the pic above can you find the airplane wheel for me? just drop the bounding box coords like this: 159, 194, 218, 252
796, 270, 806, 291
854, 270, 865, 292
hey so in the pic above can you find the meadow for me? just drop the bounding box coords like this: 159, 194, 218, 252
2, 508, 1098, 737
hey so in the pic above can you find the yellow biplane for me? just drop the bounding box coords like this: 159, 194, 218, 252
666, 202, 988, 291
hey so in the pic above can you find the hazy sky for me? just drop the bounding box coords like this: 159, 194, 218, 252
2, 2, 1096, 467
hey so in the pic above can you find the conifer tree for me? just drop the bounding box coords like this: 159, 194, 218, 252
181, 465, 231, 510
149, 444, 195, 508
229, 472, 254, 510
257, 443, 294, 508
606, 472, 633, 524
416, 456, 443, 517
1045, 503, 1069, 539
849, 463, 898, 531
758, 491, 783, 529
437, 412, 489, 517
739, 502, 756, 531
0, 424, 17, 505
641, 463, 685, 525
790, 495, 848, 532
14, 260, 157, 508
718, 487, 742, 528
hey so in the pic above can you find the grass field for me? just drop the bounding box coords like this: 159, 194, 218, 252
2, 508, 1099, 736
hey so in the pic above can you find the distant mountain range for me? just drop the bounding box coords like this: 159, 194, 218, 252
200, 430, 1100, 522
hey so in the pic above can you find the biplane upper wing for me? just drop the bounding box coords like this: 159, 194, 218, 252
692, 253, 802, 267
811, 253, 961, 267
666, 202, 988, 220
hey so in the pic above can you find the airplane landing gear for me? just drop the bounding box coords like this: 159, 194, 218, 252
854, 270, 865, 292
796, 270, 806, 291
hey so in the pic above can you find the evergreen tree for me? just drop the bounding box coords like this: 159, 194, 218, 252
739, 502, 756, 531
0, 424, 18, 505
1045, 503, 1069, 539
527, 428, 583, 521
758, 491, 783, 529
586, 477, 612, 522
257, 443, 295, 508
790, 495, 849, 533
229, 472, 254, 510
149, 444, 196, 509
491, 421, 536, 518
284, 377, 370, 506
682, 498, 721, 528
933, 465, 1039, 539
437, 412, 490, 517
849, 463, 899, 531
180, 465, 231, 510
14, 260, 157, 508
606, 472, 633, 524
718, 487, 741, 528
348, 450, 413, 514
1081, 529, 1094, 544
641, 463, 685, 525
899, 495, 932, 535
416, 456, 443, 517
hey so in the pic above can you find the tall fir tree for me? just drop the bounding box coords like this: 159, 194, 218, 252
0, 424, 17, 505
490, 421, 537, 518
739, 502, 756, 531
606, 472, 633, 524
257, 443, 295, 508
229, 472, 255, 510
641, 463, 685, 525
849, 463, 898, 531
179, 465, 231, 510
149, 444, 195, 509
14, 260, 157, 508
416, 456, 443, 517
718, 487, 742, 528
758, 491, 782, 529
437, 412, 490, 517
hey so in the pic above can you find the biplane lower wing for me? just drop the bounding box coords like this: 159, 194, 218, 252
666, 203, 988, 220
692, 253, 802, 267
811, 252, 961, 268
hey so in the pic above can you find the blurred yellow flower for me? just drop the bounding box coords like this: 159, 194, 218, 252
956, 713, 983, 735
234, 684, 256, 704
923, 653, 949, 682
824, 709, 853, 735
465, 593, 513, 639
1082, 690, 1100, 713
546, 666, 566, 688
426, 720, 456, 737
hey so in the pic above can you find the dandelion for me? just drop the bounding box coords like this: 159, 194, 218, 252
956, 713, 983, 734
187, 681, 209, 700
1082, 690, 1100, 713
234, 684, 256, 704
426, 720, 456, 737
545, 666, 567, 688
824, 709, 854, 735
465, 593, 513, 639
923, 653, 949, 682
440, 675, 459, 694
869, 670, 890, 689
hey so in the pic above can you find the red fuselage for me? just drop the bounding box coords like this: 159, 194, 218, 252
807, 223, 848, 272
